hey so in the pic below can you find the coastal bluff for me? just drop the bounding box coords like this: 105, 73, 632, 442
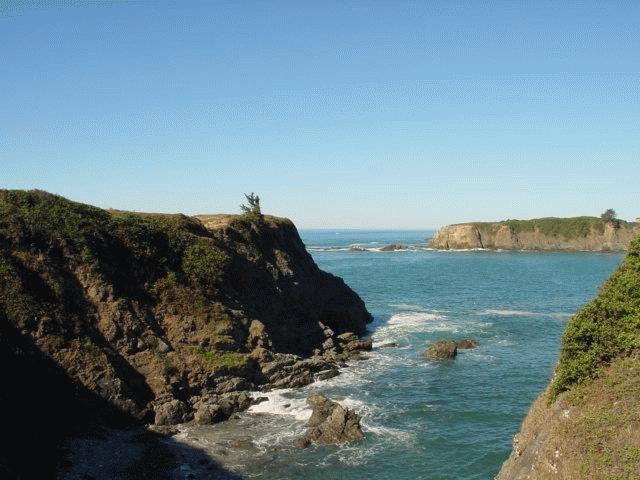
497, 235, 640, 479
0, 190, 372, 478
428, 217, 640, 251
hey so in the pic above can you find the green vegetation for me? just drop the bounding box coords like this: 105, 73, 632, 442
191, 346, 249, 370
557, 354, 640, 478
600, 208, 621, 229
0, 189, 110, 259
182, 240, 229, 285
239, 192, 263, 223
551, 235, 640, 397
0, 189, 230, 287
472, 216, 612, 239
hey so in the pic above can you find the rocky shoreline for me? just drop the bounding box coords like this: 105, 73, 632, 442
0, 190, 373, 479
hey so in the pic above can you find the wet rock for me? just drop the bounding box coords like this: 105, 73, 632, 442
294, 437, 312, 448
193, 392, 253, 425
456, 339, 479, 349
348, 352, 369, 361
154, 399, 189, 425
315, 368, 340, 381
300, 394, 364, 445
342, 339, 373, 352
379, 243, 407, 251
423, 340, 457, 359
194, 403, 225, 425
378, 342, 398, 348
336, 332, 358, 343
349, 245, 366, 252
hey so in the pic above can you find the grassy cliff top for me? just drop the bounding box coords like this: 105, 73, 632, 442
462, 216, 636, 240
552, 234, 640, 397
195, 213, 292, 231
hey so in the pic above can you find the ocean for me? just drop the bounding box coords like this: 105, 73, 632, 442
174, 229, 622, 480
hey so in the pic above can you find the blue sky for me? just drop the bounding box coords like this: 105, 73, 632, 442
1, 1, 638, 228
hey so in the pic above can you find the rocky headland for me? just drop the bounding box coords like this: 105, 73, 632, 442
497, 235, 640, 478
428, 217, 640, 251
0, 190, 372, 478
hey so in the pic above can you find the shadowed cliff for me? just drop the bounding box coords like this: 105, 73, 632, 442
0, 189, 372, 477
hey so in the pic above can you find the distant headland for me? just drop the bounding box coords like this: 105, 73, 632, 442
428, 214, 640, 252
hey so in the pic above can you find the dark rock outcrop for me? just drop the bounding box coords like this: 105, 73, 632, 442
297, 394, 364, 447
0, 190, 372, 441
423, 340, 458, 359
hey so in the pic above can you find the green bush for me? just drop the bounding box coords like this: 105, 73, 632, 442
182, 240, 229, 284
0, 190, 109, 259
551, 236, 640, 397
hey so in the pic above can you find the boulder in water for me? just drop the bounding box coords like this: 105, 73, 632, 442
297, 394, 364, 446
379, 243, 407, 251
423, 340, 457, 359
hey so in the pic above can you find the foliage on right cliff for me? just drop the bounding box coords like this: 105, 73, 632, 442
497, 235, 640, 480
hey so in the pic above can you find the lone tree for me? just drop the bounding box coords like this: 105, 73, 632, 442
600, 208, 620, 228
240, 192, 263, 223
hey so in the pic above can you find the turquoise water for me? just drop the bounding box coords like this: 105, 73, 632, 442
179, 230, 623, 480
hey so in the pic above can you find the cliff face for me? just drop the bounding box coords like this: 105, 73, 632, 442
0, 190, 372, 476
497, 235, 640, 479
428, 217, 640, 251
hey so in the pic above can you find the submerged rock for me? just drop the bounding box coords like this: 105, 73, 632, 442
423, 340, 457, 359
297, 394, 364, 447
379, 243, 408, 251
456, 339, 479, 349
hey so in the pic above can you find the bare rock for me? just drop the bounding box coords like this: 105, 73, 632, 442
300, 394, 364, 445
154, 399, 190, 425
423, 340, 457, 359
315, 368, 340, 381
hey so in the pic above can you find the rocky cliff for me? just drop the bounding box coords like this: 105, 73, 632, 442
428, 217, 640, 251
497, 235, 640, 479
0, 190, 372, 478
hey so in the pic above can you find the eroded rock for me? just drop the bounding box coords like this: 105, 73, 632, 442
423, 340, 457, 359
298, 394, 364, 446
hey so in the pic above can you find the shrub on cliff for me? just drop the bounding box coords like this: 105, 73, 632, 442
182, 240, 229, 285
600, 208, 621, 229
240, 192, 263, 223
552, 235, 640, 397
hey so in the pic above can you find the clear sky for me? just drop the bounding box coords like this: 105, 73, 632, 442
1, 1, 638, 228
